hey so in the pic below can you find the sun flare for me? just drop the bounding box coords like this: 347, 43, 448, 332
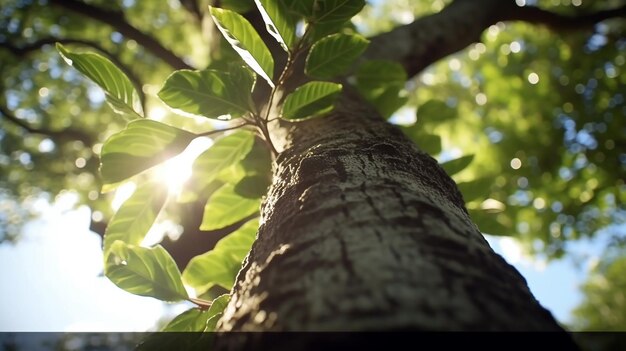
153, 137, 213, 194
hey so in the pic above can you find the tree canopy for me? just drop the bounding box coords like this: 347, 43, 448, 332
1, 0, 624, 332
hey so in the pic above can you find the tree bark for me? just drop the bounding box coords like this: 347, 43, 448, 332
214, 88, 571, 344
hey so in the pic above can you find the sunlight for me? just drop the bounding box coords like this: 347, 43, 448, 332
111, 182, 136, 211
153, 137, 214, 195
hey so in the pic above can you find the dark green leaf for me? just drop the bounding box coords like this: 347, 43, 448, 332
240, 136, 272, 176
100, 119, 195, 184
468, 209, 511, 236
355, 60, 407, 90
105, 242, 188, 302
103, 181, 168, 253
234, 174, 271, 198
368, 87, 408, 119
401, 125, 442, 155
457, 178, 493, 202
200, 183, 260, 231
221, 0, 255, 13
311, 0, 365, 24
183, 219, 258, 293
210, 7, 275, 87
440, 154, 475, 176
282, 81, 342, 120
305, 33, 369, 79
255, 0, 297, 51
417, 100, 458, 125
158, 68, 254, 120
281, 0, 315, 17
56, 43, 143, 119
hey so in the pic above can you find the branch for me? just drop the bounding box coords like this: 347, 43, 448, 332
365, 0, 626, 78
180, 0, 204, 23
501, 3, 626, 31
49, 0, 193, 70
0, 104, 94, 146
1, 37, 146, 110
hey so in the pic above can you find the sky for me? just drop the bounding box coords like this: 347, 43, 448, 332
0, 192, 602, 332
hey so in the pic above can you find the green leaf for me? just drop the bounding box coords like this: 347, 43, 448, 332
368, 87, 408, 119
282, 81, 342, 120
103, 181, 168, 253
468, 209, 511, 236
100, 120, 195, 184
305, 33, 369, 79
162, 308, 212, 332
210, 7, 275, 87
401, 125, 442, 155
205, 294, 231, 331
158, 68, 254, 120
281, 0, 315, 17
355, 60, 407, 90
255, 0, 297, 51
440, 155, 475, 177
457, 178, 493, 202
234, 174, 271, 198
221, 0, 255, 13
200, 183, 260, 231
417, 100, 458, 125
311, 0, 365, 24
355, 60, 408, 119
192, 131, 255, 187
105, 242, 188, 302
183, 219, 258, 293
56, 43, 143, 119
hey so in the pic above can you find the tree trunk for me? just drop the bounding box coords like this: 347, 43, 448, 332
214, 87, 569, 341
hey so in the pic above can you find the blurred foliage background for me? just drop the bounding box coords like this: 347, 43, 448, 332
0, 0, 624, 330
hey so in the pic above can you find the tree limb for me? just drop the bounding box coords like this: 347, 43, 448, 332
1, 37, 147, 110
365, 0, 626, 78
0, 104, 94, 146
49, 0, 193, 70
501, 3, 626, 31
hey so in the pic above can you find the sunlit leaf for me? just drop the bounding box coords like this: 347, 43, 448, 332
100, 120, 195, 184
305, 33, 369, 79
255, 0, 297, 51
103, 181, 168, 253
192, 131, 255, 187
417, 100, 458, 125
56, 43, 143, 119
200, 183, 260, 231
440, 154, 474, 176
205, 294, 231, 331
210, 7, 275, 87
183, 219, 259, 293
161, 308, 211, 332
158, 67, 254, 120
282, 81, 342, 120
105, 242, 188, 302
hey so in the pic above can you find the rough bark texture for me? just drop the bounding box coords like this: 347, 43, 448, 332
214, 89, 568, 343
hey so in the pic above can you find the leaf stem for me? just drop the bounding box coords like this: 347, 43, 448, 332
196, 121, 251, 137
188, 297, 213, 310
